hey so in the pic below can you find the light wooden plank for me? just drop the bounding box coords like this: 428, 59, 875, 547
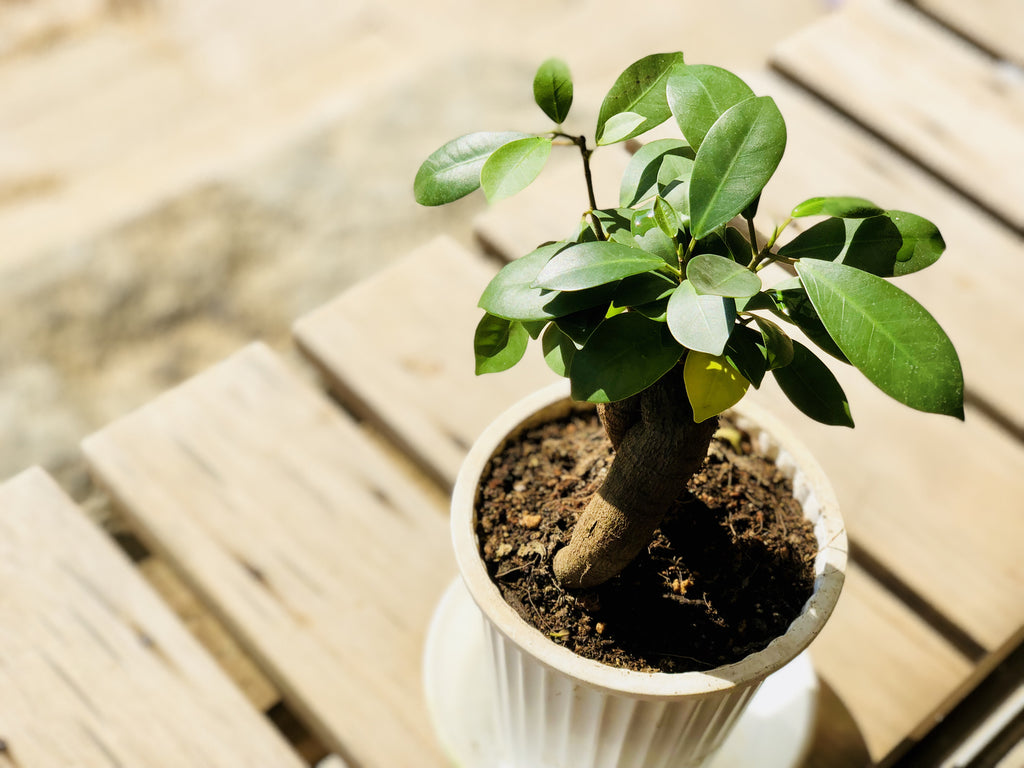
293, 235, 558, 489
810, 563, 973, 762
913, 0, 1024, 67
773, 0, 1024, 232
743, 70, 1024, 436
82, 343, 453, 768
0, 467, 305, 768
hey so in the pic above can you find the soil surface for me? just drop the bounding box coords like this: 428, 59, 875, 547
476, 408, 817, 674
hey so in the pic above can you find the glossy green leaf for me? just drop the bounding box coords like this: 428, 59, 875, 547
796, 259, 964, 417
542, 323, 576, 377
667, 64, 754, 149
888, 211, 945, 276
479, 242, 614, 321
791, 196, 883, 219
474, 314, 529, 374
683, 352, 750, 423
596, 52, 686, 145
724, 325, 769, 387
724, 226, 754, 264
770, 285, 849, 363
686, 253, 761, 297
780, 216, 903, 276
599, 113, 648, 145
653, 196, 682, 237
533, 58, 573, 124
689, 96, 787, 239
666, 280, 737, 355
613, 271, 677, 308
414, 131, 530, 205
619, 139, 694, 206
481, 136, 552, 202
752, 315, 794, 369
772, 341, 854, 427
534, 240, 665, 291
569, 312, 683, 402
556, 306, 607, 345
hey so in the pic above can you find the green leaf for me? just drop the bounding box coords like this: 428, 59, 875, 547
613, 271, 677, 308
791, 196, 883, 219
887, 211, 945, 276
534, 240, 666, 291
481, 136, 552, 202
474, 314, 529, 374
569, 312, 683, 402
724, 325, 769, 387
684, 352, 750, 422
667, 64, 755, 150
619, 139, 694, 207
780, 216, 903, 276
796, 259, 964, 417
686, 253, 762, 297
752, 315, 794, 369
542, 323, 576, 377
770, 285, 849, 363
653, 196, 682, 238
596, 52, 686, 145
555, 307, 606, 346
533, 58, 573, 124
414, 131, 530, 205
599, 113, 648, 145
666, 280, 737, 355
592, 208, 634, 237
724, 226, 754, 264
772, 341, 854, 427
479, 242, 614, 321
689, 96, 787, 239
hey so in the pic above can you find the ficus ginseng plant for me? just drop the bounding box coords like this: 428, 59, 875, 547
415, 53, 963, 589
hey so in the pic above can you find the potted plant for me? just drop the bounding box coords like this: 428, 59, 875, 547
415, 53, 963, 768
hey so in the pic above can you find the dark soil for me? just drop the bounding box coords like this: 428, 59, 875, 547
476, 408, 817, 674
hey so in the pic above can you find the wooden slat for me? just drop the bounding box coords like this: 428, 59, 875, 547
811, 563, 973, 762
290, 234, 976, 762
293, 235, 558, 489
743, 71, 1024, 436
772, 0, 1024, 232
0, 467, 305, 768
912, 0, 1024, 67
82, 343, 453, 768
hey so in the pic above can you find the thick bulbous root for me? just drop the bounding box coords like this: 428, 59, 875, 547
552, 366, 718, 589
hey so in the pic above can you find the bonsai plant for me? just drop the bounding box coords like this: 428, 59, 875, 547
415, 52, 963, 767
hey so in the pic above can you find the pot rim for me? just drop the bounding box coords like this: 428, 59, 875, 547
451, 380, 848, 700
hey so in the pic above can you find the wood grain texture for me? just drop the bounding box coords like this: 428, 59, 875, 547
809, 563, 973, 762
772, 0, 1024, 232
0, 467, 305, 768
913, 0, 1024, 66
82, 343, 453, 768
293, 235, 558, 489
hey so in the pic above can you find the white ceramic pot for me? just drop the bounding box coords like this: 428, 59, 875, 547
447, 381, 847, 768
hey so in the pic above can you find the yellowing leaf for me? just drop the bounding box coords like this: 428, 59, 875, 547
683, 351, 750, 422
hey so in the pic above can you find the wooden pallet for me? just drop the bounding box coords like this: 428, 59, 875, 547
83, 343, 453, 768
0, 468, 306, 768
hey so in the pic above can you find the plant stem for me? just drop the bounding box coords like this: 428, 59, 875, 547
553, 131, 605, 240
746, 217, 759, 268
